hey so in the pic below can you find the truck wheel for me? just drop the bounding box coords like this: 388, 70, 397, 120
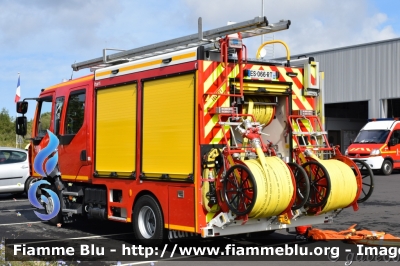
133, 195, 166, 246
381, 160, 393, 175
42, 188, 62, 225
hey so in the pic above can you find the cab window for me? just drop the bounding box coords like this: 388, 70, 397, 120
65, 91, 86, 135
37, 97, 52, 137
54, 97, 65, 136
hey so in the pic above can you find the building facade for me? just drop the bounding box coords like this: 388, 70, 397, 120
297, 37, 400, 152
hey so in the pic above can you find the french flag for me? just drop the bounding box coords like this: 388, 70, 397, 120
15, 74, 20, 103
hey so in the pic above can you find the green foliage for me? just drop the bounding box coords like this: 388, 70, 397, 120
38, 112, 51, 135
0, 108, 32, 148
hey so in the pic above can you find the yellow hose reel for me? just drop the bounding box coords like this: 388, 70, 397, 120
200, 91, 359, 221
242, 157, 294, 218
203, 156, 295, 219
242, 97, 275, 126
301, 155, 358, 214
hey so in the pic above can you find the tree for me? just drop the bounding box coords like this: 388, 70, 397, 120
0, 108, 32, 148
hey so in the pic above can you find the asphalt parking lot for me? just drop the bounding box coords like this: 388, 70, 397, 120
1, 171, 399, 266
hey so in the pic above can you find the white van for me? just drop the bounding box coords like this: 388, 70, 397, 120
345, 119, 400, 175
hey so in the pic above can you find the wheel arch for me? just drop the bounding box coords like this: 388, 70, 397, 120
382, 156, 394, 170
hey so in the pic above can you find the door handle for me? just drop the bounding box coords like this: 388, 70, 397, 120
21, 165, 29, 169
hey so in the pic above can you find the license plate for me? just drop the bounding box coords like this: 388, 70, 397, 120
245, 70, 276, 80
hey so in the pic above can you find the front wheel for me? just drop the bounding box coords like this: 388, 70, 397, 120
381, 160, 393, 175
42, 187, 62, 225
133, 195, 166, 246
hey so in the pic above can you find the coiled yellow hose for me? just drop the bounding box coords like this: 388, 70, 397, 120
242, 97, 275, 126
311, 156, 358, 213
243, 157, 294, 218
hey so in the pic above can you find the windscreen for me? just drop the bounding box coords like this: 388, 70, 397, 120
353, 130, 389, 144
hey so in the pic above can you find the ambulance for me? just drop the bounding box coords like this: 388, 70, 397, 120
346, 119, 400, 175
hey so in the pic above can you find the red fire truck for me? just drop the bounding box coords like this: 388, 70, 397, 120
15, 16, 372, 244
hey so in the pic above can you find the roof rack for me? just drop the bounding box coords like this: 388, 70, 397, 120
71, 16, 290, 71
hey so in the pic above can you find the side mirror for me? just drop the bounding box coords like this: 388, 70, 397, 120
16, 101, 28, 114
350, 139, 353, 144
15, 116, 27, 136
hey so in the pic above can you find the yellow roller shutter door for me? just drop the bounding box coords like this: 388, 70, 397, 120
95, 83, 137, 177
142, 74, 195, 179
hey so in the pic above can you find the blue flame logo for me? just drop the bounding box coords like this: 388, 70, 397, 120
28, 180, 60, 220
33, 130, 59, 176
28, 130, 61, 221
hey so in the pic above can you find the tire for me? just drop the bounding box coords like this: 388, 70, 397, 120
381, 160, 393, 175
133, 195, 166, 246
42, 186, 62, 225
24, 177, 37, 195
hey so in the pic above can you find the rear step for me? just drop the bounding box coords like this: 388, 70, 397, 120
61, 190, 83, 196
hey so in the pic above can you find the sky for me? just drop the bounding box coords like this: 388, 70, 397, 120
1, 0, 400, 120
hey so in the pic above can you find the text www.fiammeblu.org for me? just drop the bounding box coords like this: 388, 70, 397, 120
122, 243, 400, 262
122, 243, 340, 258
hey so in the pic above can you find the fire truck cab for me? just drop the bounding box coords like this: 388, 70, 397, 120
346, 119, 400, 175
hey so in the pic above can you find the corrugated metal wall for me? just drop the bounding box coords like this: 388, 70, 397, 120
307, 38, 400, 118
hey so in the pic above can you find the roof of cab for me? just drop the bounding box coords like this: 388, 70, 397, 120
362, 120, 399, 130
43, 74, 93, 91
